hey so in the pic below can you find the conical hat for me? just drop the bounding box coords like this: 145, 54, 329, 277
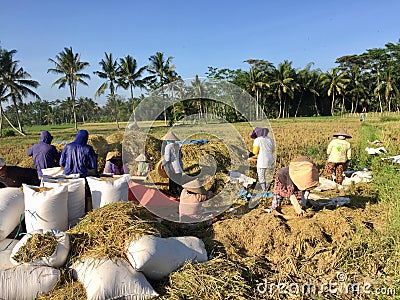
135, 154, 147, 162
162, 131, 180, 141
289, 156, 319, 191
333, 130, 352, 138
182, 178, 207, 194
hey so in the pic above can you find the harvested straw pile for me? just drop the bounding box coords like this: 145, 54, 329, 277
12, 232, 58, 263
159, 257, 251, 300
67, 202, 171, 262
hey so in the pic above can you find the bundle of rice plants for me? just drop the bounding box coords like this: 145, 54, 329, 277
12, 232, 58, 263
67, 202, 170, 262
159, 257, 251, 300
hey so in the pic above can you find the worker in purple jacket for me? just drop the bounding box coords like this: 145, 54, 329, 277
26, 131, 60, 178
60, 130, 97, 178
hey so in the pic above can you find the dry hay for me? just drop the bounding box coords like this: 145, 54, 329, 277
210, 201, 388, 286
67, 202, 171, 262
12, 232, 58, 263
37, 269, 86, 300
158, 257, 251, 300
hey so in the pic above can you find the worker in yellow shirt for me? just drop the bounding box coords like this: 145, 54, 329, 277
323, 130, 352, 185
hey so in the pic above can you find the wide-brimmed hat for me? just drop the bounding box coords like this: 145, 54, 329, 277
333, 130, 352, 139
0, 158, 5, 167
106, 151, 122, 161
289, 156, 319, 191
182, 178, 207, 194
161, 131, 180, 141
135, 153, 147, 162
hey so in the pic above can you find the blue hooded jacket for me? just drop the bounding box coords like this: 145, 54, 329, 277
59, 130, 97, 178
26, 131, 60, 177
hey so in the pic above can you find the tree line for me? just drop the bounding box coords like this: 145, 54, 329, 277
1, 40, 400, 136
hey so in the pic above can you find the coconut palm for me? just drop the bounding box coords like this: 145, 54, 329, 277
48, 47, 90, 131
118, 55, 147, 123
1, 48, 40, 134
270, 61, 297, 118
94, 52, 121, 130
147, 52, 176, 125
320, 68, 350, 116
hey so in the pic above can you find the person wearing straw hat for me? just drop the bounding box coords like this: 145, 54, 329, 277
0, 158, 40, 188
179, 178, 213, 223
161, 131, 183, 196
135, 153, 150, 176
323, 129, 352, 185
267, 156, 319, 216
103, 151, 128, 175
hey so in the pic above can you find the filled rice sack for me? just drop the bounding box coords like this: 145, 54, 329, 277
72, 258, 158, 300
10, 229, 69, 268
0, 187, 24, 241
0, 265, 60, 300
41, 167, 64, 177
0, 239, 19, 269
126, 235, 208, 280
23, 184, 68, 232
41, 178, 85, 227
86, 174, 130, 209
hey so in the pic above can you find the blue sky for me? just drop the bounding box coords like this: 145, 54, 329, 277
1, 0, 399, 106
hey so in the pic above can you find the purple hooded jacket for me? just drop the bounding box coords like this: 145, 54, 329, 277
60, 130, 97, 178
26, 131, 60, 177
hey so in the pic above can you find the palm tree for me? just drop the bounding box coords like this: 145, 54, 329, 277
244, 66, 269, 119
118, 55, 147, 123
270, 61, 297, 118
320, 68, 350, 116
1, 48, 40, 134
94, 52, 121, 130
147, 52, 176, 125
48, 47, 90, 131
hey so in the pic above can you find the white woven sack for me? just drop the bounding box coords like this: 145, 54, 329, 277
41, 167, 64, 176
126, 235, 208, 280
0, 187, 24, 240
0, 239, 19, 269
72, 258, 158, 300
23, 184, 68, 232
10, 229, 70, 268
41, 178, 85, 227
86, 174, 130, 209
0, 265, 60, 300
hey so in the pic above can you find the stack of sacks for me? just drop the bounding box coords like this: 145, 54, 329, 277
41, 177, 85, 227
126, 235, 208, 280
10, 229, 70, 268
86, 174, 130, 209
23, 184, 68, 232
0, 187, 24, 240
71, 258, 159, 300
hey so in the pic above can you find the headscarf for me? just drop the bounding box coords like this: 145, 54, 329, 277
250, 127, 269, 139
74, 130, 89, 145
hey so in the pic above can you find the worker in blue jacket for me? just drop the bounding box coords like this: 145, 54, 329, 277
60, 130, 97, 178
26, 131, 60, 178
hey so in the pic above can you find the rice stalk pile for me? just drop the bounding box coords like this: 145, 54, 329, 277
12, 232, 58, 263
36, 269, 86, 300
67, 202, 170, 262
159, 257, 251, 300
